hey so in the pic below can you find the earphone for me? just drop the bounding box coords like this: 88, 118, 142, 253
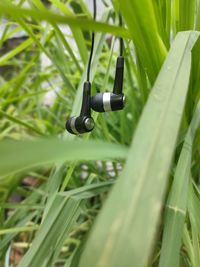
66, 1, 125, 135
66, 81, 94, 134
90, 55, 125, 112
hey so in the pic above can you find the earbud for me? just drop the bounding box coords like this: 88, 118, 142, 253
91, 56, 125, 112
66, 82, 94, 135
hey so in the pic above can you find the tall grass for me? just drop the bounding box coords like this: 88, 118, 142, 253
0, 1, 200, 267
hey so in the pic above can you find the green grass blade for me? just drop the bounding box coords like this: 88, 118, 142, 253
186, 183, 200, 267
79, 31, 199, 267
49, 0, 88, 64
0, 138, 128, 178
179, 0, 196, 31
195, 1, 200, 30
0, 2, 130, 39
31, 0, 82, 72
0, 37, 34, 66
0, 110, 44, 136
119, 0, 167, 84
17, 182, 113, 267
159, 93, 200, 267
15, 16, 75, 92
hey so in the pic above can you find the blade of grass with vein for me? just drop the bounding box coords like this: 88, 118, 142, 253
0, 138, 128, 178
165, 0, 171, 41
179, 0, 196, 31
0, 55, 36, 96
152, 1, 169, 49
119, 0, 167, 84
17, 182, 113, 267
79, 31, 199, 267
189, 36, 200, 108
185, 183, 200, 267
49, 0, 88, 64
0, 187, 43, 255
171, 0, 179, 37
188, 183, 200, 234
159, 90, 200, 267
0, 37, 34, 66
195, 1, 200, 30
0, 2, 130, 39
15, 16, 75, 92
156, 0, 171, 45
0, 110, 44, 136
31, 0, 82, 72
183, 225, 194, 266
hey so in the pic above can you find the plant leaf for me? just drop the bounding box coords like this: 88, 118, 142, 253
79, 31, 199, 267
0, 138, 128, 178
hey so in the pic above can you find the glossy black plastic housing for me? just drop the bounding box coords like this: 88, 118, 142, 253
90, 56, 125, 113
113, 56, 124, 95
66, 116, 94, 134
80, 82, 91, 117
66, 82, 94, 135
91, 92, 125, 112
91, 93, 104, 112
110, 93, 125, 110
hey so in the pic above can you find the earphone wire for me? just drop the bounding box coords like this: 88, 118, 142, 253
86, 0, 96, 82
119, 13, 123, 56
87, 3, 123, 81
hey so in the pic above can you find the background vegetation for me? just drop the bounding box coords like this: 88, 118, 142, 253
0, 0, 200, 267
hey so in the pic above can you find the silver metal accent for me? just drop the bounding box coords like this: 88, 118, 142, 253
103, 93, 112, 111
70, 117, 79, 135
84, 118, 94, 130
123, 95, 126, 106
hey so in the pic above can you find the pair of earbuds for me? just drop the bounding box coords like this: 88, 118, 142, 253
66, 55, 125, 135
66, 1, 124, 135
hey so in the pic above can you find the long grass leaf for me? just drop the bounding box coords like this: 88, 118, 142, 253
0, 138, 128, 178
17, 182, 113, 267
0, 3, 130, 39
159, 92, 200, 267
79, 31, 199, 267
120, 0, 167, 84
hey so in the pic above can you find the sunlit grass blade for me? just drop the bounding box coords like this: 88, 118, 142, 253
159, 94, 200, 267
184, 183, 200, 267
195, 1, 200, 30
30, 0, 83, 72
0, 138, 128, 178
0, 37, 34, 66
0, 2, 130, 38
17, 182, 113, 267
179, 0, 196, 31
119, 0, 167, 84
15, 16, 75, 92
49, 0, 88, 64
79, 31, 199, 267
0, 187, 42, 255
0, 110, 44, 136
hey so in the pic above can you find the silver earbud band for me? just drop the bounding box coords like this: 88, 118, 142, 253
103, 93, 112, 112
70, 117, 79, 135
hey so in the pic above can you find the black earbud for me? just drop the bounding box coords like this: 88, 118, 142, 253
91, 56, 125, 112
66, 82, 95, 135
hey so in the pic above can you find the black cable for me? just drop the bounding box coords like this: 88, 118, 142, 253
119, 13, 123, 56
86, 0, 96, 82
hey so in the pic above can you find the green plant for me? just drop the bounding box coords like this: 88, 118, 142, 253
0, 1, 200, 267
